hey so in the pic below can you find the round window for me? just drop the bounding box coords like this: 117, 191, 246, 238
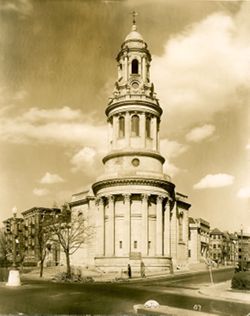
132, 158, 140, 167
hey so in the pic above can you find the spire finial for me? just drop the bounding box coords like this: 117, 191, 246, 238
131, 11, 138, 30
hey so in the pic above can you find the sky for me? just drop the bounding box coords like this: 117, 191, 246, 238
0, 0, 249, 233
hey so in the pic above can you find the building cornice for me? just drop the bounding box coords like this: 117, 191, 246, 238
102, 150, 165, 164
106, 99, 162, 117
92, 177, 175, 196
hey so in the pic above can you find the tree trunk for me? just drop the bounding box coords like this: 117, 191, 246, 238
66, 252, 71, 277
40, 259, 44, 277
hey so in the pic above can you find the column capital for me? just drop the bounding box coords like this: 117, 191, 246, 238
157, 195, 165, 203
123, 194, 131, 203
108, 195, 115, 203
141, 193, 148, 202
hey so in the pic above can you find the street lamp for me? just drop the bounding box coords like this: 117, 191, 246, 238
6, 206, 21, 286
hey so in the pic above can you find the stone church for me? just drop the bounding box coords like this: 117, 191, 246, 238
70, 20, 191, 275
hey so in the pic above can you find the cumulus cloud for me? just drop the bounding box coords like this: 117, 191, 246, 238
163, 159, 181, 178
40, 172, 65, 184
70, 147, 97, 172
237, 186, 250, 199
33, 188, 49, 196
193, 173, 235, 189
160, 139, 188, 158
160, 139, 188, 178
0, 0, 33, 16
0, 106, 107, 148
151, 8, 250, 133
186, 124, 216, 143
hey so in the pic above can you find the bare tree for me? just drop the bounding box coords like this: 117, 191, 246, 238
0, 228, 8, 266
51, 203, 93, 277
37, 212, 55, 277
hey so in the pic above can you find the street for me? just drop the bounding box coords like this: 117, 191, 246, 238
0, 268, 249, 315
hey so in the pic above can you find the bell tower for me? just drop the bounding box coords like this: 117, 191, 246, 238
101, 15, 165, 180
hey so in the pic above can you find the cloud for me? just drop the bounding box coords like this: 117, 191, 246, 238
186, 124, 216, 143
160, 139, 188, 158
0, 0, 33, 16
70, 147, 97, 172
237, 186, 250, 199
160, 139, 188, 178
193, 173, 235, 189
163, 159, 181, 178
40, 172, 65, 184
0, 106, 107, 148
151, 8, 250, 133
33, 188, 49, 197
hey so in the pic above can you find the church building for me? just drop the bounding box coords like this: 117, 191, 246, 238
70, 18, 191, 275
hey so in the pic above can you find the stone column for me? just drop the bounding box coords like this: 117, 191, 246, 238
182, 209, 188, 259
124, 194, 131, 256
125, 111, 130, 147
125, 55, 128, 81
108, 195, 115, 256
140, 113, 146, 148
108, 118, 113, 150
141, 194, 148, 256
164, 200, 171, 256
170, 206, 178, 261
152, 116, 157, 150
142, 56, 146, 82
97, 197, 105, 256
113, 115, 118, 148
156, 195, 164, 256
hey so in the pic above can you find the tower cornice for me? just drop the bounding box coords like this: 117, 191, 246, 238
102, 150, 165, 164
92, 177, 175, 196
106, 99, 162, 117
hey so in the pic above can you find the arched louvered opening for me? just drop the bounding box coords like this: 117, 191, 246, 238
118, 116, 125, 138
131, 114, 139, 136
132, 59, 139, 74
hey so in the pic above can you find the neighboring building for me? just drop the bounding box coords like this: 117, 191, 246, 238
69, 20, 191, 275
188, 217, 210, 264
209, 228, 224, 263
238, 231, 250, 267
21, 207, 61, 266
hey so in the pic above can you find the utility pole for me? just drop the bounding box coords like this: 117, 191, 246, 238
240, 225, 243, 271
6, 207, 21, 287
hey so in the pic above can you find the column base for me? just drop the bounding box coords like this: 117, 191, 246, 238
6, 269, 21, 287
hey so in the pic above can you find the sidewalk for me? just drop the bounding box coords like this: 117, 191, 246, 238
199, 280, 250, 304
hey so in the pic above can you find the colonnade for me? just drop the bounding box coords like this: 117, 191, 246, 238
108, 112, 159, 151
96, 193, 173, 258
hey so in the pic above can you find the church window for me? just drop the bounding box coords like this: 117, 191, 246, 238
148, 241, 151, 249
118, 116, 125, 138
134, 241, 138, 249
132, 59, 139, 74
119, 241, 122, 249
131, 114, 139, 136
146, 117, 151, 138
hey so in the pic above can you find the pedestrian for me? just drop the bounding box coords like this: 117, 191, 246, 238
128, 264, 131, 279
141, 261, 146, 278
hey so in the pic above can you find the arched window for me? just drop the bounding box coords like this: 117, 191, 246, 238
131, 114, 139, 136
132, 59, 139, 74
118, 116, 125, 138
146, 117, 151, 138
